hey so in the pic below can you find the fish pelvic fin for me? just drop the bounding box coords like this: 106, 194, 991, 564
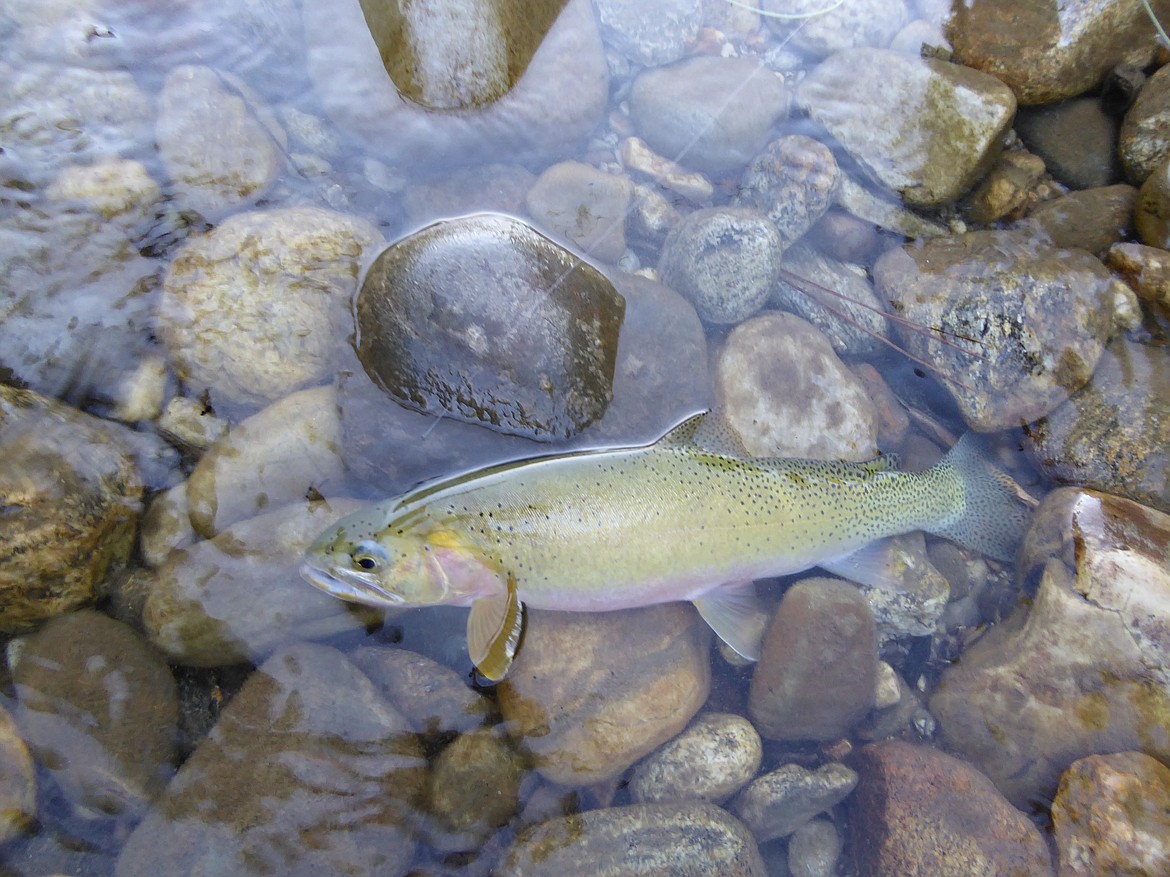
467, 573, 525, 682
693, 582, 768, 661
928, 434, 1033, 563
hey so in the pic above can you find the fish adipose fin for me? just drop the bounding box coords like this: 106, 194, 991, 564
929, 434, 1033, 563
467, 574, 525, 681
693, 582, 768, 661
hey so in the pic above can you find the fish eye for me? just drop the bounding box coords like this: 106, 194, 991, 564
352, 540, 389, 571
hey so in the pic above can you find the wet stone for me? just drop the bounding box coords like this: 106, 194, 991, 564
658, 207, 784, 325
874, 228, 1118, 431
497, 604, 710, 786
0, 387, 142, 634
1051, 751, 1170, 877
730, 762, 859, 844
1021, 184, 1138, 257
1136, 156, 1170, 248
761, 0, 909, 55
1015, 98, 1121, 190
1027, 337, 1170, 514
1121, 62, 1170, 184
355, 214, 625, 441
157, 206, 383, 410
848, 740, 1054, 877
0, 701, 36, 843
13, 610, 178, 819
948, 0, 1160, 105
525, 161, 633, 263
402, 163, 535, 228
619, 136, 714, 203
962, 149, 1047, 224
425, 726, 526, 850
714, 312, 878, 460
797, 48, 1015, 209
628, 712, 762, 805
143, 499, 377, 666
497, 801, 766, 877
628, 55, 788, 175
932, 488, 1170, 808
348, 646, 494, 738
156, 65, 285, 218
185, 385, 347, 539
1107, 241, 1170, 310
787, 818, 843, 877
768, 243, 888, 357
115, 643, 426, 877
306, 0, 607, 171
734, 135, 839, 247
749, 578, 877, 742
594, 0, 702, 66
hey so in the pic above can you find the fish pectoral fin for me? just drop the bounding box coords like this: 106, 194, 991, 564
466, 574, 525, 682
820, 537, 903, 590
693, 582, 768, 662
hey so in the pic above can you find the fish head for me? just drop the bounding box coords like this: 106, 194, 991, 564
302, 507, 502, 609
301, 509, 453, 609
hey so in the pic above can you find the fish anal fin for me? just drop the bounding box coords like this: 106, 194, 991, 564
693, 581, 768, 661
466, 573, 525, 681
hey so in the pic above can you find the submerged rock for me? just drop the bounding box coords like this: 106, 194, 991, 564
1026, 337, 1170, 514
931, 488, 1170, 809
525, 161, 633, 263
14, 610, 178, 819
628, 55, 788, 175
749, 578, 877, 742
0, 387, 142, 634
115, 643, 426, 877
875, 229, 1118, 431
848, 740, 1054, 876
714, 312, 878, 460
628, 712, 762, 805
143, 499, 376, 666
731, 761, 858, 844
734, 135, 840, 247
497, 801, 766, 877
761, 0, 909, 55
355, 214, 625, 441
497, 604, 709, 786
0, 703, 36, 843
658, 207, 784, 325
797, 49, 1015, 209
306, 0, 606, 171
157, 206, 382, 410
1052, 751, 1170, 877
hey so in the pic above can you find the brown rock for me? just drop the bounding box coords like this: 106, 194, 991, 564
1052, 751, 1170, 877
749, 578, 876, 741
425, 727, 526, 849
0, 702, 35, 843
0, 387, 142, 634
849, 740, 1054, 877
497, 801, 766, 877
933, 488, 1170, 809
497, 604, 710, 786
525, 160, 633, 263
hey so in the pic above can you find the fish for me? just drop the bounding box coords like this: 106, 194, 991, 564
301, 411, 1031, 680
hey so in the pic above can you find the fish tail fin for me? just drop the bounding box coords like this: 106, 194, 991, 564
926, 434, 1033, 563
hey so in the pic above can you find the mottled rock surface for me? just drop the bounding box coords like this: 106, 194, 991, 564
0, 387, 141, 633
157, 206, 382, 409
849, 741, 1054, 876
932, 488, 1170, 808
731, 761, 858, 844
0, 702, 36, 843
497, 801, 766, 877
14, 611, 178, 817
115, 644, 425, 877
497, 604, 710, 786
750, 578, 876, 741
629, 712, 761, 805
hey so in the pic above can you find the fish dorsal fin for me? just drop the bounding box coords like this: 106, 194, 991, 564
658, 411, 708, 447
693, 582, 768, 661
658, 410, 751, 457
466, 573, 525, 681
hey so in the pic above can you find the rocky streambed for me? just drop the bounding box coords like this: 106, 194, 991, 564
3, 1, 1170, 876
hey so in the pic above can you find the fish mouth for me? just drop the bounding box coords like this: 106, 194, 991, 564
300, 556, 404, 608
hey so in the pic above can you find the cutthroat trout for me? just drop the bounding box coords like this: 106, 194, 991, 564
301, 412, 1030, 680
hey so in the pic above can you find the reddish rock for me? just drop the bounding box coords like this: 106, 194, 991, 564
1052, 752, 1170, 877
849, 740, 1054, 877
